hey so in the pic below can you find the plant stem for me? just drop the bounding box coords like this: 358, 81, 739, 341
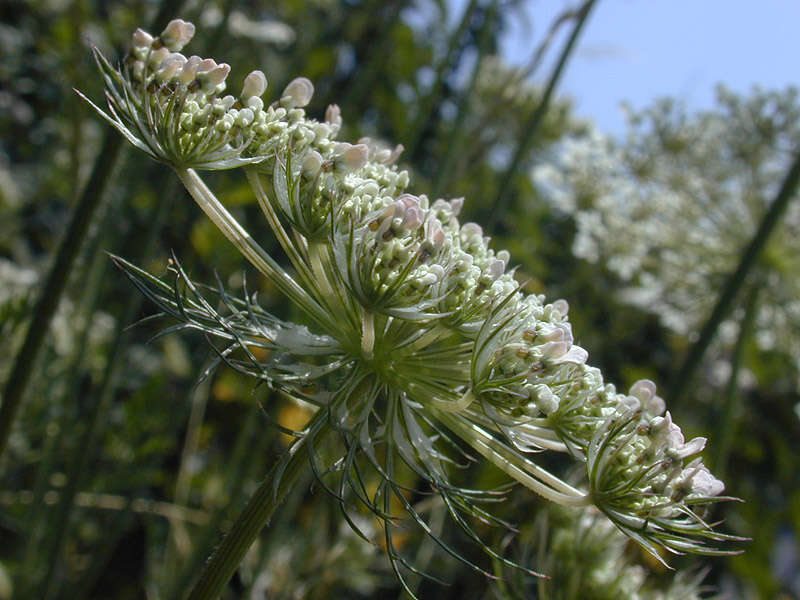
432, 0, 498, 197
174, 167, 334, 335
405, 0, 479, 162
486, 0, 597, 234
711, 284, 759, 479
0, 0, 188, 464
669, 149, 800, 402
186, 408, 330, 600
0, 134, 123, 463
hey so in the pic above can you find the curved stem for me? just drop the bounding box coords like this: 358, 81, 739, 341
435, 410, 591, 507
186, 408, 330, 600
174, 167, 335, 334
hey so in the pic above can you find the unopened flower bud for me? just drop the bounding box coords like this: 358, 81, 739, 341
177, 55, 202, 85
132, 28, 154, 49
281, 77, 314, 108
148, 47, 170, 69
198, 62, 230, 92
159, 19, 196, 51
302, 150, 324, 177
155, 53, 187, 81
325, 104, 342, 130
335, 143, 368, 172
241, 70, 267, 100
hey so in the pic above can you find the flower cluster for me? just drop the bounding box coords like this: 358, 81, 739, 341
533, 90, 800, 378
88, 19, 738, 590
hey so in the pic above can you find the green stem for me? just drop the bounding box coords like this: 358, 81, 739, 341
711, 284, 759, 479
0, 134, 123, 463
174, 167, 334, 335
186, 408, 330, 600
0, 0, 188, 464
41, 182, 174, 599
486, 0, 597, 234
669, 149, 800, 402
405, 0, 479, 161
432, 0, 498, 197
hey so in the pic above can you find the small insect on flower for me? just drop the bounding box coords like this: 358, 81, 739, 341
88, 19, 743, 597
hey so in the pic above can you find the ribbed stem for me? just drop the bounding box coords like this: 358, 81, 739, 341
486, 0, 597, 234
669, 149, 800, 402
435, 411, 590, 506
174, 167, 334, 334
186, 409, 330, 600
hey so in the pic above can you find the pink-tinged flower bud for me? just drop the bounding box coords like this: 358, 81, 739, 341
426, 219, 446, 247
199, 63, 230, 92
302, 150, 323, 177
155, 53, 187, 81
241, 70, 267, 100
449, 197, 464, 215
335, 143, 368, 172
177, 55, 202, 85
159, 19, 196, 51
325, 104, 342, 130
132, 28, 154, 49
148, 47, 170, 69
281, 77, 314, 108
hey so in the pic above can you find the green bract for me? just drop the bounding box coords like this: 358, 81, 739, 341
87, 19, 740, 594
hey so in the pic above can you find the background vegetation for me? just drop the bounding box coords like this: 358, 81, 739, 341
1, 0, 798, 598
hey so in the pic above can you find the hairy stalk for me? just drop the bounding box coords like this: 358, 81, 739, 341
174, 168, 336, 335
186, 408, 331, 600
669, 149, 800, 401
712, 284, 760, 479
486, 0, 597, 233
434, 411, 591, 507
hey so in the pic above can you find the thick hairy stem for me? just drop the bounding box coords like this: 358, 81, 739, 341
186, 408, 330, 600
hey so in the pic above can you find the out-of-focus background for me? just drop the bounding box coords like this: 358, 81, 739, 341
1, 0, 798, 598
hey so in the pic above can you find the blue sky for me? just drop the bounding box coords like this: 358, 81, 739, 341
500, 0, 800, 136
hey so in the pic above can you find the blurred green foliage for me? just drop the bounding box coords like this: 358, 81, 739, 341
0, 0, 798, 598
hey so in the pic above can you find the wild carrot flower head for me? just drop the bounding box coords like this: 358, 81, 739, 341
90, 20, 740, 591
534, 91, 800, 379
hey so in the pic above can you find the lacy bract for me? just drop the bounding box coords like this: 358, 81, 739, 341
88, 18, 737, 579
